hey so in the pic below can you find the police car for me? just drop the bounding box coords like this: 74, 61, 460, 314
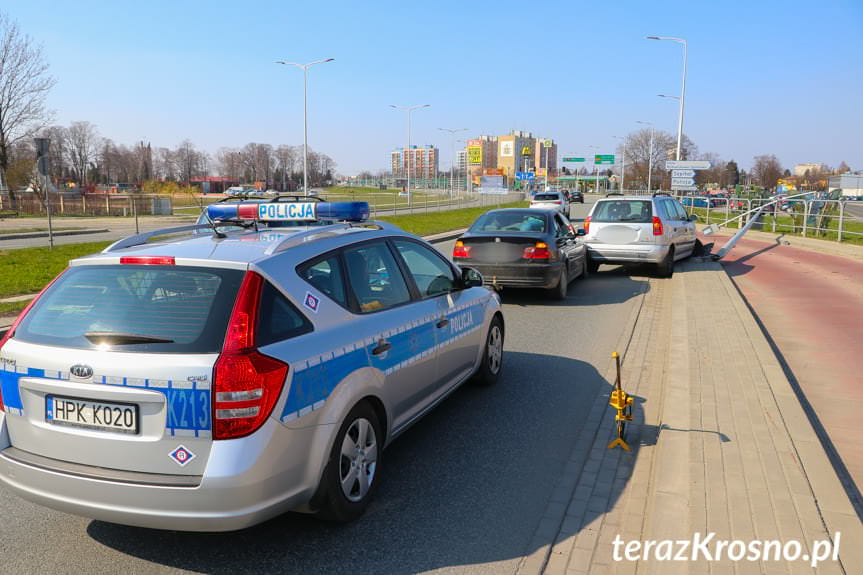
0, 199, 504, 531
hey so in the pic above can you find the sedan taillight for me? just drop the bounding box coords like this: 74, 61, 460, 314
523, 242, 551, 260
453, 240, 472, 259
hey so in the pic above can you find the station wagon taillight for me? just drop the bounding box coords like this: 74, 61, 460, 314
0, 270, 67, 412
453, 240, 472, 259
523, 242, 551, 261
652, 216, 664, 236
213, 271, 288, 439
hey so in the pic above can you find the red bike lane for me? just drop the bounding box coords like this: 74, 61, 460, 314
709, 232, 863, 511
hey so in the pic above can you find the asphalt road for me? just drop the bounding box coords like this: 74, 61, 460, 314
0, 199, 655, 574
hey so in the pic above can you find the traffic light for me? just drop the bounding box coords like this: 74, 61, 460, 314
35, 137, 50, 177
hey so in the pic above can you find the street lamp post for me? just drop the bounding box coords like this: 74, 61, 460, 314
587, 145, 599, 194
612, 136, 625, 192
636, 121, 655, 192
647, 36, 687, 161
276, 58, 334, 196
391, 104, 430, 208
438, 127, 468, 202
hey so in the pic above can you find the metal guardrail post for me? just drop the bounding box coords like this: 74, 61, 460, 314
745, 199, 751, 226
838, 201, 845, 243
802, 201, 809, 237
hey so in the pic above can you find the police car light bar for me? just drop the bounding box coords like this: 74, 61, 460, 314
206, 201, 370, 223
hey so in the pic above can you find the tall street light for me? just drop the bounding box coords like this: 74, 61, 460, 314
636, 121, 655, 192
276, 58, 334, 196
438, 127, 468, 202
612, 136, 625, 192
647, 36, 687, 161
587, 145, 600, 194
390, 104, 430, 208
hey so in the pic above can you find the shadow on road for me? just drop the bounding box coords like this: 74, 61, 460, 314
498, 266, 649, 307
86, 352, 635, 574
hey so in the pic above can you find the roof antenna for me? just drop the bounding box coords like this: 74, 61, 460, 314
209, 219, 227, 239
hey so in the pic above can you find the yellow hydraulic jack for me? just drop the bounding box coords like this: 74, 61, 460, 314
607, 351, 633, 451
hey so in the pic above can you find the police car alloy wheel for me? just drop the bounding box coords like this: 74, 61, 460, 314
318, 401, 383, 522
473, 315, 503, 386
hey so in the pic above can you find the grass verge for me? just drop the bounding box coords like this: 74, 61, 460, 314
379, 201, 528, 236
0, 241, 112, 299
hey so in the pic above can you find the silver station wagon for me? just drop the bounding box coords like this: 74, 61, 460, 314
0, 200, 504, 531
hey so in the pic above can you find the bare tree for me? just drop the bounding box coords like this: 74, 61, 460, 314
0, 11, 56, 194
65, 121, 101, 185
751, 154, 783, 190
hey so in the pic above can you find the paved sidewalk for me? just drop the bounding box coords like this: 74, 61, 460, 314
518, 260, 862, 574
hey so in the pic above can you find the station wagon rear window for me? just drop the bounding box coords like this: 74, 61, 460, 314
533, 193, 561, 201
591, 200, 653, 223
14, 265, 244, 353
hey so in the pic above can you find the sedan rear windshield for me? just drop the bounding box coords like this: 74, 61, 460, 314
14, 265, 245, 353
533, 193, 561, 201
591, 200, 653, 223
469, 211, 548, 233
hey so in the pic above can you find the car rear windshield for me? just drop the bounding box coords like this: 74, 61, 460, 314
14, 265, 245, 353
591, 200, 653, 223
533, 193, 560, 201
469, 211, 548, 233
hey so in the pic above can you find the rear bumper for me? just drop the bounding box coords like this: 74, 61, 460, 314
585, 242, 669, 264
0, 414, 332, 532
460, 261, 563, 288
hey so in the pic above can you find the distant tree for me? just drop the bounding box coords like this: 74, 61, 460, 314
0, 11, 56, 196
751, 154, 783, 190
620, 128, 695, 190
725, 160, 739, 187
835, 161, 850, 174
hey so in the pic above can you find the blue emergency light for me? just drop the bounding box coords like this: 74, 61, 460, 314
206, 201, 370, 223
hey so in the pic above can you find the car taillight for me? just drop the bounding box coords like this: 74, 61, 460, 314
0, 269, 67, 413
523, 242, 551, 260
213, 271, 288, 439
652, 216, 664, 236
584, 216, 591, 234
453, 240, 472, 259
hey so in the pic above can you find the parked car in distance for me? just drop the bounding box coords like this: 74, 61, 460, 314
680, 196, 716, 208
453, 208, 587, 299
530, 191, 568, 215
567, 189, 584, 204
582, 194, 697, 277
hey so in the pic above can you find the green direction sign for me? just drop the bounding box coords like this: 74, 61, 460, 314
595, 154, 615, 165
563, 157, 585, 162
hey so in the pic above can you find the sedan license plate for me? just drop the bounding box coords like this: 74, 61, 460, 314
46, 395, 139, 434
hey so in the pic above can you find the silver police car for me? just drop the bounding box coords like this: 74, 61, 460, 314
0, 200, 504, 531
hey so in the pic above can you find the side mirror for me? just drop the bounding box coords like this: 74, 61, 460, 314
688, 214, 699, 222
460, 266, 484, 288
576, 228, 586, 236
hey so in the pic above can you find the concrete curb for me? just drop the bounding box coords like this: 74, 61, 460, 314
0, 228, 110, 241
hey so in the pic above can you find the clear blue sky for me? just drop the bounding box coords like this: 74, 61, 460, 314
8, 0, 863, 175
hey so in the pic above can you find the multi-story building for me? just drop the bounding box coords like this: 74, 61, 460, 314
534, 138, 558, 176
496, 130, 537, 180
390, 145, 439, 180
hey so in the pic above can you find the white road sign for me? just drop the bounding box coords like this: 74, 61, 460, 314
671, 185, 699, 191
671, 169, 696, 178
665, 160, 711, 170
671, 177, 695, 187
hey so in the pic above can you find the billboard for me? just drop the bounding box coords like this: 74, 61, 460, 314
482, 168, 504, 176
499, 141, 514, 158
468, 146, 482, 165
479, 175, 507, 194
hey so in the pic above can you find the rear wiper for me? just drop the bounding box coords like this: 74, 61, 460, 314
84, 332, 175, 345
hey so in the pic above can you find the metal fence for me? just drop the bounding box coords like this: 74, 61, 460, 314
680, 196, 862, 243
0, 193, 173, 217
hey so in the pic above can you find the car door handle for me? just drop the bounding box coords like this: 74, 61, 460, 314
371, 339, 392, 355
436, 317, 449, 329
